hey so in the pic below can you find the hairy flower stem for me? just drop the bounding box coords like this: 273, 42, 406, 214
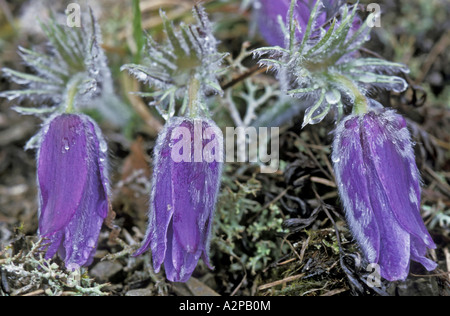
65, 79, 81, 114
188, 77, 201, 118
328, 73, 368, 115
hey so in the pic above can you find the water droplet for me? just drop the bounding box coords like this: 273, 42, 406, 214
332, 156, 341, 163
87, 238, 96, 248
83, 249, 91, 260
137, 72, 148, 82
62, 137, 70, 153
6, 93, 20, 101
308, 114, 327, 125
325, 89, 341, 105
99, 139, 107, 153
389, 77, 408, 93
367, 98, 384, 111
70, 136, 77, 147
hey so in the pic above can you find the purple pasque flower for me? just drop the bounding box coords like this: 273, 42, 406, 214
37, 113, 109, 271
135, 117, 223, 282
256, 0, 341, 47
332, 108, 437, 281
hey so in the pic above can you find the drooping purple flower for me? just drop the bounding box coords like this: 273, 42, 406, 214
135, 117, 223, 283
332, 108, 437, 281
37, 113, 109, 271
256, 0, 343, 47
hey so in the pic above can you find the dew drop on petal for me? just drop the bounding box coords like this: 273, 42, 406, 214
87, 238, 96, 248
62, 137, 70, 153
99, 139, 108, 153
83, 249, 91, 260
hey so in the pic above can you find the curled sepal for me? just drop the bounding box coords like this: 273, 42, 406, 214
332, 107, 437, 281
37, 113, 109, 270
135, 117, 223, 282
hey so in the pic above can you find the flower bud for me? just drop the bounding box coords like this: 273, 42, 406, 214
332, 109, 437, 281
37, 113, 109, 270
135, 117, 223, 282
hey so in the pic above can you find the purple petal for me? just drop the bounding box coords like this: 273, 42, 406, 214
38, 114, 88, 237
410, 235, 438, 272
88, 116, 110, 219
165, 221, 203, 283
135, 117, 223, 282
133, 123, 175, 270
333, 108, 437, 281
257, 0, 296, 47
172, 160, 203, 253
171, 120, 221, 253
362, 146, 411, 281
38, 114, 109, 269
332, 116, 380, 263
257, 0, 344, 47
362, 111, 435, 249
43, 230, 64, 260
63, 117, 109, 269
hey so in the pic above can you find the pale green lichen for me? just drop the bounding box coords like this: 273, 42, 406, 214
214, 174, 289, 275
0, 238, 109, 296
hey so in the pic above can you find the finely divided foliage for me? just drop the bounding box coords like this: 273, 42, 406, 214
121, 6, 227, 120
0, 9, 112, 116
0, 0, 439, 288
253, 0, 409, 127
0, 9, 112, 272
254, 0, 436, 281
